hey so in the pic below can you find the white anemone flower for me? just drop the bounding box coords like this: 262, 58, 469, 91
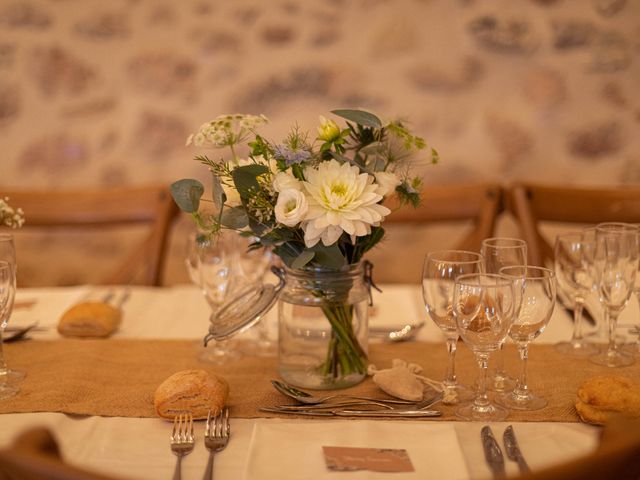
274, 188, 308, 227
302, 159, 390, 248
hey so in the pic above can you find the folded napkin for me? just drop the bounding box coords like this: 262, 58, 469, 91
242, 420, 468, 480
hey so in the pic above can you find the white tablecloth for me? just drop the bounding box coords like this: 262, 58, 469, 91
3, 284, 637, 479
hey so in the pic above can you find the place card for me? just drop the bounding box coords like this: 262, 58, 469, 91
322, 446, 414, 473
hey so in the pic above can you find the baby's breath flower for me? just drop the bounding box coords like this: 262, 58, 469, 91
0, 197, 25, 229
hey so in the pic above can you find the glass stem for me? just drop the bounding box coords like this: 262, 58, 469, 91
474, 352, 490, 408
514, 343, 529, 397
606, 309, 620, 355
0, 328, 7, 376
571, 300, 585, 342
443, 337, 458, 387
495, 343, 505, 375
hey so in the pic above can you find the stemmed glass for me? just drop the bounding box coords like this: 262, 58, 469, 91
422, 250, 483, 405
453, 273, 516, 421
480, 237, 527, 392
554, 233, 599, 356
228, 235, 274, 355
0, 234, 24, 394
497, 266, 556, 410
188, 231, 239, 364
623, 228, 640, 356
590, 222, 639, 367
0, 261, 18, 399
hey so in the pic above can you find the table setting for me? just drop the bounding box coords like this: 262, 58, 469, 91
1, 110, 640, 479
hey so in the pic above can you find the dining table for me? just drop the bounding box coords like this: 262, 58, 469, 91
1, 282, 639, 480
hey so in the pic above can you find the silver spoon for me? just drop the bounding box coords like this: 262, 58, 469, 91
271, 380, 415, 405
369, 321, 425, 342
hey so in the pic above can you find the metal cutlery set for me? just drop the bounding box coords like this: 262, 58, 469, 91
259, 379, 444, 418
170, 409, 230, 480
481, 425, 530, 478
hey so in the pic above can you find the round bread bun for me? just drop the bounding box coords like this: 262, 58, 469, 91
575, 375, 640, 425
57, 301, 122, 338
154, 369, 229, 420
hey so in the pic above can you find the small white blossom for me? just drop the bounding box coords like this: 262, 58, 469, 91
374, 171, 401, 197
272, 171, 302, 193
0, 198, 25, 229
274, 189, 308, 227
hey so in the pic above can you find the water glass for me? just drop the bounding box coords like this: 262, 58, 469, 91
498, 266, 556, 410
422, 250, 483, 405
481, 237, 527, 392
590, 223, 639, 367
554, 232, 599, 356
453, 273, 516, 421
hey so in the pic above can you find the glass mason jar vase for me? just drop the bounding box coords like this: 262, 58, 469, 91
277, 262, 369, 389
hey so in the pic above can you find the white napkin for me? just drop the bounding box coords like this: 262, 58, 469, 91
455, 422, 599, 480
242, 419, 469, 480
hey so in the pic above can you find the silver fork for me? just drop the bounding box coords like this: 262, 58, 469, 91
170, 413, 195, 480
203, 408, 230, 480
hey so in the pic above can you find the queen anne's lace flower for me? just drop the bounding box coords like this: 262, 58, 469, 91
186, 114, 268, 148
302, 159, 390, 247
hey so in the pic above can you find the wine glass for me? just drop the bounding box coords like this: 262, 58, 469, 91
0, 234, 24, 388
0, 261, 19, 399
480, 237, 527, 392
422, 250, 483, 405
497, 266, 556, 410
553, 233, 599, 356
622, 227, 640, 356
229, 236, 275, 355
453, 273, 516, 421
590, 222, 639, 367
188, 231, 240, 364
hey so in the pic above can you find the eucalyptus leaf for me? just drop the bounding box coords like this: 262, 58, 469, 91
220, 207, 249, 229
311, 244, 347, 269
291, 250, 315, 269
328, 151, 353, 164
170, 179, 204, 213
232, 166, 262, 196
331, 109, 382, 129
359, 141, 385, 155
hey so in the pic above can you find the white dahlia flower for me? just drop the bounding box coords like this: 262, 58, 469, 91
302, 159, 390, 247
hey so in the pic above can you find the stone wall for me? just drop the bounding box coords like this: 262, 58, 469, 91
1, 0, 638, 285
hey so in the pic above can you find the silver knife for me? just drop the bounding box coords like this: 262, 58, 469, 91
481, 426, 506, 479
503, 425, 531, 474
259, 407, 442, 418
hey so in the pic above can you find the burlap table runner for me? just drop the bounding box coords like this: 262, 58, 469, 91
2, 339, 637, 421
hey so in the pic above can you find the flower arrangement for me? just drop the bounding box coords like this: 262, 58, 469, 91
172, 109, 436, 386
0, 198, 24, 229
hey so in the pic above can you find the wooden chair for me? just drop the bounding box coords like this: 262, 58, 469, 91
507, 182, 640, 266
384, 182, 503, 252
0, 427, 124, 480
3, 186, 179, 286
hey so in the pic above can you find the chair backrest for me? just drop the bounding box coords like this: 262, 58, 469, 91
3, 185, 179, 286
507, 182, 640, 266
0, 427, 123, 480
384, 182, 503, 252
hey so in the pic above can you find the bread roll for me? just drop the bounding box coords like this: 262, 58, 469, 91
154, 369, 229, 420
575, 375, 640, 425
58, 301, 122, 338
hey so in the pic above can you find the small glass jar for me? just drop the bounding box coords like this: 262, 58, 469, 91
277, 263, 369, 389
